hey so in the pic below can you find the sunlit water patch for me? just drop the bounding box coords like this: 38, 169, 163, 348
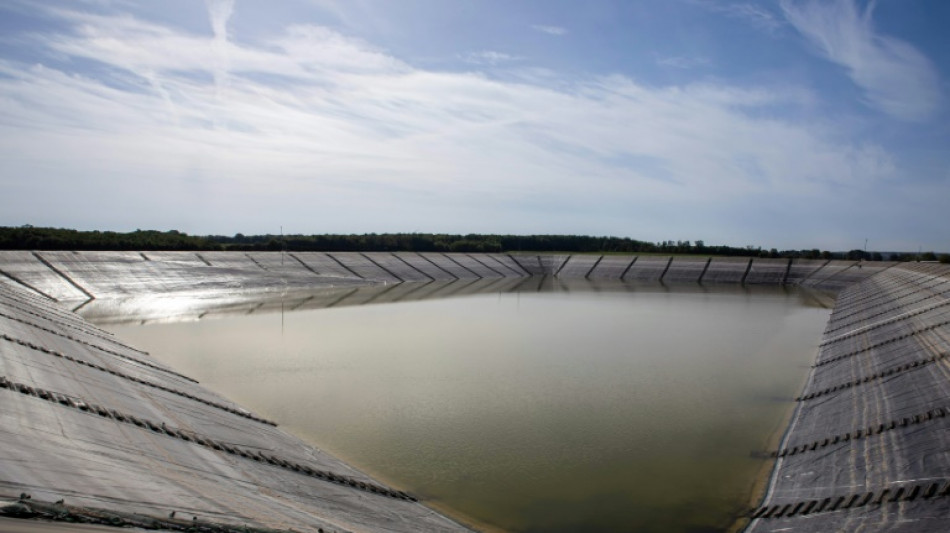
103, 284, 829, 532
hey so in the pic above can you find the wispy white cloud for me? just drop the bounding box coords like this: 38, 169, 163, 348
695, 1, 783, 33
781, 0, 941, 122
722, 3, 783, 32
206, 0, 234, 128
531, 25, 567, 36
0, 7, 930, 247
462, 51, 524, 66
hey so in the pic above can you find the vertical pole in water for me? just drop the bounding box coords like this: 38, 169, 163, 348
281, 225, 284, 266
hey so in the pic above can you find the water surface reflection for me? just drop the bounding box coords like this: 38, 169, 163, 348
98, 280, 830, 532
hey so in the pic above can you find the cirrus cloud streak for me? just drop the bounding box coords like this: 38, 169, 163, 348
782, 0, 941, 122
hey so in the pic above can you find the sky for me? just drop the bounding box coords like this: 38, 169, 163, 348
0, 0, 947, 251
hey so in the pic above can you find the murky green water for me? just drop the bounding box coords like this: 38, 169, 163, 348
102, 283, 829, 532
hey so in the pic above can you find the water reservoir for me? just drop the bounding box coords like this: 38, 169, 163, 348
100, 281, 829, 532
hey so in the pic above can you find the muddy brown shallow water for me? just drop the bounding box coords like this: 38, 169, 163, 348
103, 283, 829, 533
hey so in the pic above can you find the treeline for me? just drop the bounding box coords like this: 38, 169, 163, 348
0, 227, 217, 251
192, 233, 836, 257
220, 233, 666, 254
1, 226, 947, 262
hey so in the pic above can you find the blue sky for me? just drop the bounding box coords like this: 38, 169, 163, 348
0, 0, 947, 251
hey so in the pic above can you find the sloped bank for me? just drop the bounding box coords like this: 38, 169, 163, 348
744, 262, 950, 532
